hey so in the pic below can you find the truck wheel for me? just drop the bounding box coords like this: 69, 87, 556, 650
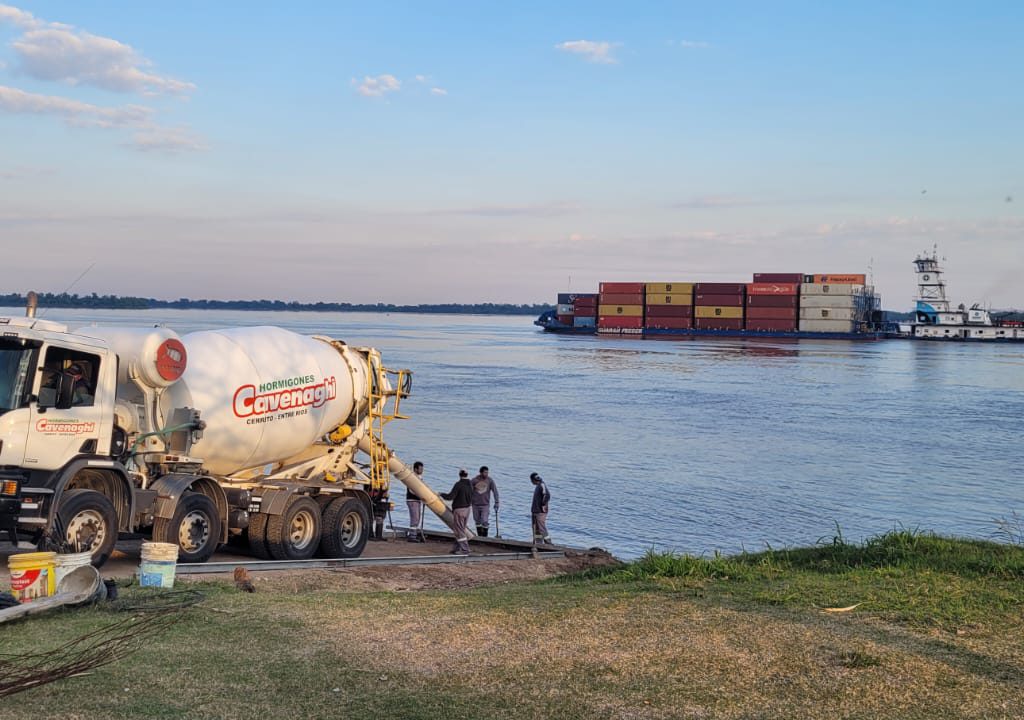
152, 493, 222, 564
247, 513, 272, 560
57, 489, 118, 567
265, 496, 322, 560
319, 497, 370, 559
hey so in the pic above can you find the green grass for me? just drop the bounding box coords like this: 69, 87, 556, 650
1, 530, 1022, 719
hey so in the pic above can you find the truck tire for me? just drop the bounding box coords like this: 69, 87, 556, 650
265, 496, 321, 560
57, 489, 118, 567
319, 497, 370, 559
152, 493, 222, 564
247, 513, 272, 560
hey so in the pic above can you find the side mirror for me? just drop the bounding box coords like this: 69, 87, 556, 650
55, 373, 75, 410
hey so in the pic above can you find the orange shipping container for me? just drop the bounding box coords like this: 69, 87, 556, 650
645, 282, 694, 294
813, 274, 866, 284
646, 293, 693, 306
694, 306, 744, 319
598, 304, 643, 317
747, 282, 799, 295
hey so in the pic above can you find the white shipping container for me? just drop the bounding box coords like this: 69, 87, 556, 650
557, 304, 574, 315
799, 283, 863, 296
798, 295, 862, 309
798, 319, 857, 333
800, 307, 856, 320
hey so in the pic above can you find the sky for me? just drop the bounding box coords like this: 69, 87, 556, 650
0, 1, 1021, 308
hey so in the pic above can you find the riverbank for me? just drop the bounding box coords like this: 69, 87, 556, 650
1, 531, 1021, 719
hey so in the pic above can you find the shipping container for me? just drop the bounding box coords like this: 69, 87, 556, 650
557, 292, 596, 304
798, 319, 858, 333
694, 293, 745, 307
572, 316, 596, 328
646, 293, 694, 306
598, 304, 644, 317
645, 282, 695, 295
556, 315, 574, 325
694, 306, 744, 319
597, 316, 644, 329
556, 304, 574, 315
573, 296, 597, 306
599, 282, 645, 294
747, 282, 799, 296
799, 283, 862, 296
746, 294, 799, 308
798, 295, 862, 309
572, 306, 598, 317
695, 317, 744, 330
799, 307, 856, 321
644, 317, 693, 330
645, 305, 694, 318
744, 319, 798, 332
599, 292, 645, 305
745, 307, 799, 320
752, 273, 804, 283
694, 282, 746, 294
813, 274, 867, 285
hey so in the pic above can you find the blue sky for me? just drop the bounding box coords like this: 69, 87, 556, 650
1, 1, 1021, 306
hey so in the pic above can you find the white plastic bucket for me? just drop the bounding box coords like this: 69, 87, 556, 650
54, 551, 93, 588
139, 542, 178, 588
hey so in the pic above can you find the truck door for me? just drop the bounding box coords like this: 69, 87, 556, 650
24, 346, 108, 471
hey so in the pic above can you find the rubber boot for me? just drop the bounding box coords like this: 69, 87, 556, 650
476, 525, 488, 537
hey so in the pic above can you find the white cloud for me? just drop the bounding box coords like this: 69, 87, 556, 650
555, 40, 619, 65
672, 196, 756, 209
130, 127, 206, 153
13, 28, 195, 95
0, 4, 38, 30
414, 74, 428, 83
678, 40, 711, 49
0, 84, 153, 127
353, 74, 401, 97
430, 87, 447, 96
1, 5, 194, 95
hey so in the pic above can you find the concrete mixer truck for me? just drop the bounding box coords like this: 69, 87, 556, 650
0, 297, 455, 567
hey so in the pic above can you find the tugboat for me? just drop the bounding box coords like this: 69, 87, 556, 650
911, 249, 1024, 341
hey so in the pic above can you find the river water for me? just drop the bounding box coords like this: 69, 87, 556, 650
7, 307, 1023, 559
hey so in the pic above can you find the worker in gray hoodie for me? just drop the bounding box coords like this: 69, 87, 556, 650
470, 466, 499, 537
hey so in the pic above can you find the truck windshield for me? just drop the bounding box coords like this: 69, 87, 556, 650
0, 340, 36, 414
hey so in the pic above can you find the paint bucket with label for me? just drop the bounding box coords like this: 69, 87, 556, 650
139, 542, 178, 588
8, 551, 57, 603
55, 551, 94, 587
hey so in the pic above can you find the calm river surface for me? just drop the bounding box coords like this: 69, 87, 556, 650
8, 307, 1023, 559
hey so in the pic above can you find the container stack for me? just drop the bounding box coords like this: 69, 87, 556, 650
798, 275, 870, 333
571, 293, 598, 329
694, 283, 745, 330
644, 282, 694, 331
555, 293, 575, 326
598, 282, 645, 335
746, 273, 802, 332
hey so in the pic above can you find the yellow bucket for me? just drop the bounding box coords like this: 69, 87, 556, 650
8, 551, 57, 603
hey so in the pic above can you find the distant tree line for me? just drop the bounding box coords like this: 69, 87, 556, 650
0, 292, 553, 315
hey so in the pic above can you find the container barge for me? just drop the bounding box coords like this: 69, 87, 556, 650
536, 272, 885, 340
537, 257, 1024, 342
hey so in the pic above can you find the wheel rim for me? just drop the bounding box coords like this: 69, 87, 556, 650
289, 509, 317, 550
339, 510, 362, 549
66, 510, 106, 552
178, 510, 211, 553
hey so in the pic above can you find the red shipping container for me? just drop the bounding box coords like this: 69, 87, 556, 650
599, 282, 645, 294
746, 307, 799, 320
695, 283, 746, 294
745, 319, 798, 332
573, 297, 597, 307
694, 293, 745, 306
556, 315, 574, 325
645, 305, 693, 318
752, 273, 804, 283
645, 317, 693, 330
573, 307, 598, 317
746, 295, 799, 308
695, 318, 744, 330
599, 292, 645, 305
747, 282, 799, 296
598, 316, 644, 329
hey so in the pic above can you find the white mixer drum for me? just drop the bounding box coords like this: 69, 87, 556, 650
160, 327, 369, 475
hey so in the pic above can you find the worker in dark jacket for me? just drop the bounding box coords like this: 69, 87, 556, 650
441, 469, 473, 554
530, 472, 551, 545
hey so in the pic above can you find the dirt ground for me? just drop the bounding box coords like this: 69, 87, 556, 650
191, 549, 619, 592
